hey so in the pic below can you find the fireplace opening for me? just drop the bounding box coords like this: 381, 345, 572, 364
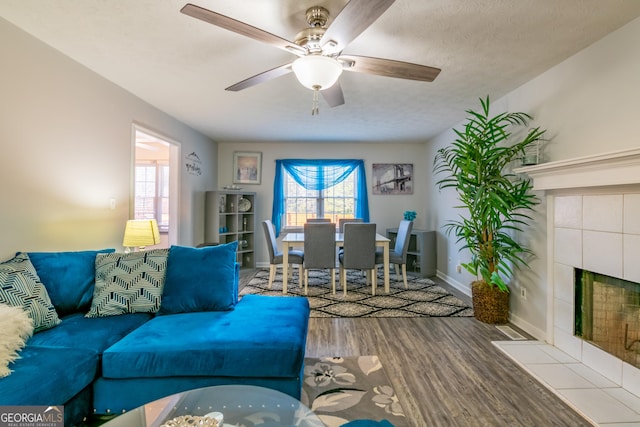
575, 269, 640, 369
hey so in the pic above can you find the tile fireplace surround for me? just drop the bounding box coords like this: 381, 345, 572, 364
504, 148, 640, 425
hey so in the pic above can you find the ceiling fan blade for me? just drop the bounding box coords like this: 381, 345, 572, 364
181, 3, 306, 56
339, 55, 441, 82
320, 0, 395, 54
321, 82, 345, 107
226, 63, 293, 91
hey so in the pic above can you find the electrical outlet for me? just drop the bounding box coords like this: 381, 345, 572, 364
456, 263, 462, 274
109, 198, 116, 210
520, 287, 527, 300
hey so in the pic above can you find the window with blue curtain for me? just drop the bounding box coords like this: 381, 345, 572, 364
272, 159, 370, 236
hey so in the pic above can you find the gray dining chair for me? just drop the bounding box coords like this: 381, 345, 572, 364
376, 219, 414, 289
302, 222, 336, 295
262, 220, 304, 288
338, 218, 363, 233
339, 223, 377, 296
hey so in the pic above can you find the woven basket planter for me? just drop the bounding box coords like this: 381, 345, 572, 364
471, 280, 510, 324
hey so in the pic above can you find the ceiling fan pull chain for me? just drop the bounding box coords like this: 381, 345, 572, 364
311, 85, 320, 115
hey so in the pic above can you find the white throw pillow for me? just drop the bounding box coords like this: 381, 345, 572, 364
0, 303, 34, 377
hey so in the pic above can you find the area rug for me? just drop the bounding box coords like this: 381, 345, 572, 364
240, 269, 473, 318
302, 356, 408, 427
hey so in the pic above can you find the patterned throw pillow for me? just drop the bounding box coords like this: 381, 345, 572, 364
86, 249, 168, 317
0, 253, 61, 332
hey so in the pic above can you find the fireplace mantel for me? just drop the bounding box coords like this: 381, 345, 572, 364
514, 147, 640, 190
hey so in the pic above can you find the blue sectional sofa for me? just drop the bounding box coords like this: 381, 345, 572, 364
0, 243, 310, 427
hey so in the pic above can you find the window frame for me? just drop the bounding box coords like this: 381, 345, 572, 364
282, 164, 359, 230
134, 159, 170, 233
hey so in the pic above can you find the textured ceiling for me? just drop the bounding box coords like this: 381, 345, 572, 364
2, 0, 640, 143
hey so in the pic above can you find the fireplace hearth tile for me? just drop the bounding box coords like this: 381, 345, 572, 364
604, 387, 640, 413
557, 388, 640, 424
540, 343, 580, 363
496, 341, 568, 364
527, 363, 599, 389
567, 363, 619, 388
494, 341, 640, 426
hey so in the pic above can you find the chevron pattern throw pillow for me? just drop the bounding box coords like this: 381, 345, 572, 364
0, 253, 61, 332
86, 249, 168, 317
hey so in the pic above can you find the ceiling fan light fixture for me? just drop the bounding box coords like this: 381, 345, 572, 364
292, 55, 343, 91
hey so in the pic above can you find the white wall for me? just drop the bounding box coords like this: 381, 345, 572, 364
217, 142, 428, 265
427, 16, 640, 338
0, 18, 218, 260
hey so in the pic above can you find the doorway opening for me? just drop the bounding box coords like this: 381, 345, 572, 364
132, 125, 180, 248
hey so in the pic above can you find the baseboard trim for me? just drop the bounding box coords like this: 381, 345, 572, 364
436, 270, 471, 297
508, 313, 547, 341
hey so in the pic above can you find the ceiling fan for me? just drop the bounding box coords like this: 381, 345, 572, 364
181, 0, 441, 114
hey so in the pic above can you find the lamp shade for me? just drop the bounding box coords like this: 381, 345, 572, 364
292, 55, 343, 90
122, 219, 160, 248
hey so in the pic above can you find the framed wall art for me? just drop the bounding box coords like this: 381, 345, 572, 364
372, 163, 413, 195
233, 151, 262, 185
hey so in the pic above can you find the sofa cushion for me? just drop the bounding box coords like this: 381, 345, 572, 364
29, 312, 153, 354
103, 294, 309, 379
0, 304, 34, 377
0, 253, 61, 332
27, 249, 115, 316
0, 345, 98, 405
159, 242, 239, 314
86, 249, 168, 317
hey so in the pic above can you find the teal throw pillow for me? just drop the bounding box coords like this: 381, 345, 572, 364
0, 253, 61, 332
27, 249, 115, 316
159, 242, 239, 314
86, 249, 168, 318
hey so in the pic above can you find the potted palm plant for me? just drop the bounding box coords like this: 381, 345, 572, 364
433, 96, 546, 324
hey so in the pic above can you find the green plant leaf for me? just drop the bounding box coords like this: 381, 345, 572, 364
433, 95, 545, 291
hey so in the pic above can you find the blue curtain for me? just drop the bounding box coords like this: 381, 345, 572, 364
272, 159, 370, 236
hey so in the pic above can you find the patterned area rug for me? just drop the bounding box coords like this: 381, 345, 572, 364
302, 356, 407, 427
240, 269, 473, 318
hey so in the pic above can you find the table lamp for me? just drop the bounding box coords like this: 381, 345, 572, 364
122, 219, 160, 252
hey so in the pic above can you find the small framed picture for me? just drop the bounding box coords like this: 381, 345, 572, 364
372, 163, 413, 194
233, 151, 262, 185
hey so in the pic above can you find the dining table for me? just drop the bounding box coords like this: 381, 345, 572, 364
281, 232, 390, 294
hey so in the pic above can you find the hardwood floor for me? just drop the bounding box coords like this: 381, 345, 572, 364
241, 270, 593, 426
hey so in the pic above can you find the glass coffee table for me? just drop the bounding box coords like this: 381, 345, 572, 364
101, 385, 324, 427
